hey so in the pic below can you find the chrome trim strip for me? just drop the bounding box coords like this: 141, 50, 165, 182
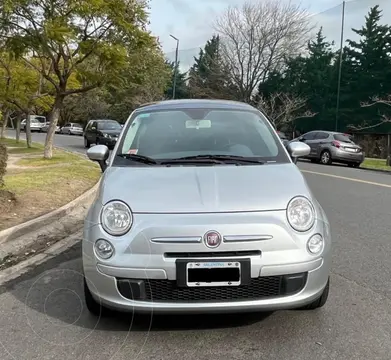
150, 236, 202, 243
223, 235, 273, 242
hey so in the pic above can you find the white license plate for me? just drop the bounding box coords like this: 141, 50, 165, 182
186, 261, 241, 287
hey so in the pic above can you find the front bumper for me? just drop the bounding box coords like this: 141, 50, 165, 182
83, 211, 331, 314
100, 137, 118, 147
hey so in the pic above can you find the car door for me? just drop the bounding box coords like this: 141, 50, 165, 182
62, 123, 71, 134
84, 121, 92, 140
90, 121, 98, 143
299, 132, 317, 158
314, 131, 330, 157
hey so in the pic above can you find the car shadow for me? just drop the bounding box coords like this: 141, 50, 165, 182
2, 243, 274, 333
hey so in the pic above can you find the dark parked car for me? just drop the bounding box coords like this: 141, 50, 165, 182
84, 119, 122, 149
290, 131, 364, 167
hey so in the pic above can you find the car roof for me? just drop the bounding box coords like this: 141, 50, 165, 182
306, 130, 348, 135
89, 119, 117, 122
134, 99, 255, 112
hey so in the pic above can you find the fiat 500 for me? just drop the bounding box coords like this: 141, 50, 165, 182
83, 99, 331, 316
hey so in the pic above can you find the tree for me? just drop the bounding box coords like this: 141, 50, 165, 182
188, 35, 237, 99
0, 51, 53, 146
214, 0, 313, 102
0, 0, 159, 158
164, 61, 189, 99
339, 6, 391, 130
256, 92, 315, 132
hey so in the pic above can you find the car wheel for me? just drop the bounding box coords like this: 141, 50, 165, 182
84, 278, 110, 317
84, 137, 90, 148
320, 150, 332, 165
301, 277, 330, 310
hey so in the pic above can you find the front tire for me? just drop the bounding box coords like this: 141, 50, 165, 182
84, 279, 109, 316
320, 150, 332, 165
301, 278, 330, 310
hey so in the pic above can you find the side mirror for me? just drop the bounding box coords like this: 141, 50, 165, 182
87, 145, 110, 172
286, 142, 310, 164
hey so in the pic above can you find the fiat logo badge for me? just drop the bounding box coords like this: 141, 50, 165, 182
204, 230, 222, 248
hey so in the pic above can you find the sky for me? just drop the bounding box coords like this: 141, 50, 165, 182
147, 0, 391, 70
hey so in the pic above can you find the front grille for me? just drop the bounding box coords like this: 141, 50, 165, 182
117, 273, 307, 303
164, 250, 261, 258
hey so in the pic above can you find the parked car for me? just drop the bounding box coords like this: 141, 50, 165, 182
290, 130, 364, 167
41, 123, 61, 133
277, 131, 289, 147
84, 119, 122, 149
82, 99, 331, 316
20, 118, 45, 132
60, 122, 84, 135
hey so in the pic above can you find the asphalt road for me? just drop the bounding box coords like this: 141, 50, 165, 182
6, 129, 86, 154
1, 130, 391, 359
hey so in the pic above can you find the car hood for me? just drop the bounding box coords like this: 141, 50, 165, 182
98, 163, 313, 213
100, 129, 121, 136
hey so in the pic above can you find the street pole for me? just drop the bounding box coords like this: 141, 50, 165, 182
170, 34, 179, 99
335, 1, 346, 132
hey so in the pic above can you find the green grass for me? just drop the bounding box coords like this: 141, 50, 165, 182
5, 164, 100, 194
0, 137, 44, 154
16, 151, 88, 167
361, 158, 391, 171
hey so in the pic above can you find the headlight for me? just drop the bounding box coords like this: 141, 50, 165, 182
94, 239, 114, 259
101, 201, 133, 236
287, 196, 315, 232
307, 234, 324, 254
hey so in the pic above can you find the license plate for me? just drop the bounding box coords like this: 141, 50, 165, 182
186, 261, 241, 287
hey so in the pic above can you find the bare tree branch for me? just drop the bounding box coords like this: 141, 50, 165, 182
257, 92, 316, 128
214, 0, 313, 102
354, 95, 391, 130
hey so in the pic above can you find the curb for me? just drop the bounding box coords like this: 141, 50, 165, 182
0, 230, 82, 286
360, 167, 391, 175
0, 180, 99, 245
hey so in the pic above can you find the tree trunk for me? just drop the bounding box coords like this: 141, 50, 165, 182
15, 113, 22, 143
44, 95, 64, 159
25, 111, 32, 148
0, 108, 10, 139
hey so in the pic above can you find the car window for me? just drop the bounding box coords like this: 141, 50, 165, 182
72, 123, 83, 128
97, 121, 121, 130
315, 132, 329, 140
117, 108, 289, 163
334, 134, 354, 143
302, 132, 316, 140
64, 123, 70, 127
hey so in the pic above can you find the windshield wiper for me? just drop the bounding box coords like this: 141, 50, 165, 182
117, 153, 158, 164
169, 155, 265, 164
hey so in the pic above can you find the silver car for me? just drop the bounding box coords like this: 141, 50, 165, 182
60, 122, 84, 135
83, 99, 332, 316
291, 131, 364, 167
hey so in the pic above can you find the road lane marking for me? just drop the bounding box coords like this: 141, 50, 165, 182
301, 170, 391, 188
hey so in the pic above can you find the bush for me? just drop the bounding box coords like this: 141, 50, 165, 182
0, 144, 7, 187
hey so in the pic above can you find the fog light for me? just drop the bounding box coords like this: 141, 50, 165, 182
307, 234, 324, 254
94, 239, 114, 259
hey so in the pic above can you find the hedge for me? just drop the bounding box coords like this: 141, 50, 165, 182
0, 144, 7, 187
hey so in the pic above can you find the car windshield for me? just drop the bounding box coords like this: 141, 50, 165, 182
34, 116, 46, 123
334, 134, 354, 143
115, 107, 289, 164
98, 121, 121, 130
